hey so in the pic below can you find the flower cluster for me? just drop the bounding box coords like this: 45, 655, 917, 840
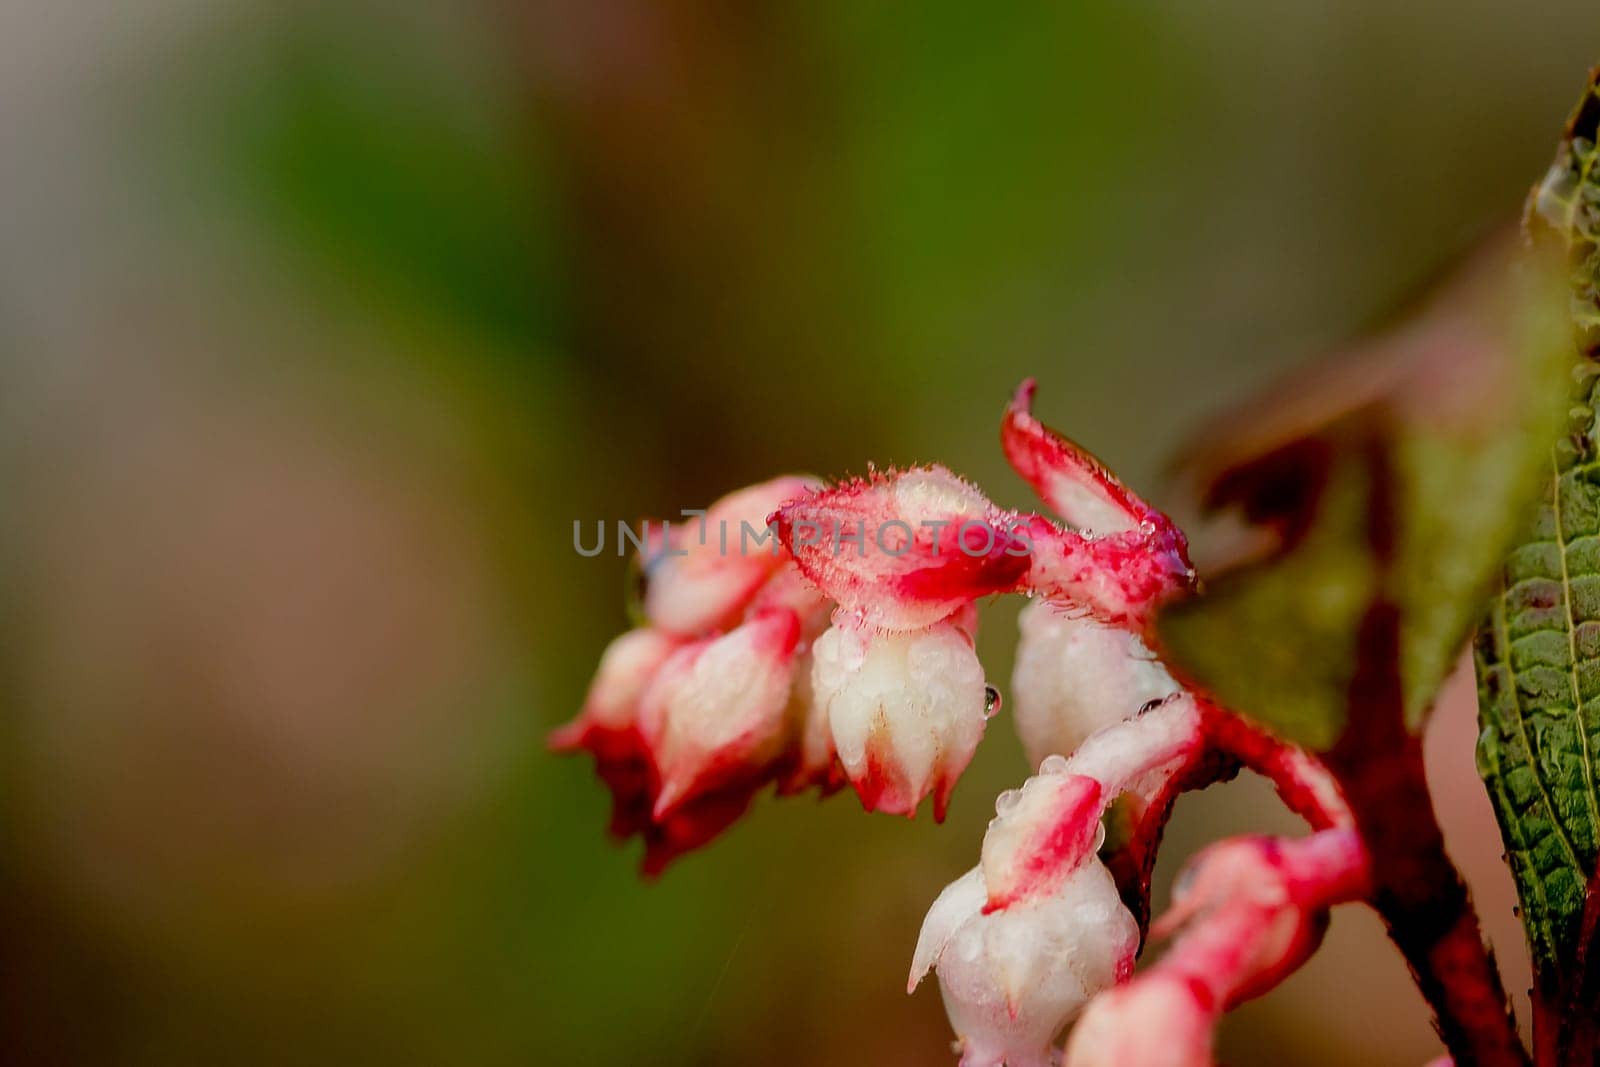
553, 380, 1364, 1064
549, 474, 835, 873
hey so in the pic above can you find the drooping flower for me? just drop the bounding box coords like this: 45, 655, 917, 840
1011, 599, 1180, 766
553, 476, 835, 872
909, 860, 1138, 1067
548, 627, 686, 838
810, 614, 988, 819
1062, 969, 1213, 1067
910, 698, 1206, 1065
555, 466, 1016, 866
637, 608, 802, 819
551, 605, 810, 874
1062, 829, 1370, 1067
775, 466, 1018, 817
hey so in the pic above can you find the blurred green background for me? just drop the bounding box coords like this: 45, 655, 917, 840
1, 2, 1597, 1064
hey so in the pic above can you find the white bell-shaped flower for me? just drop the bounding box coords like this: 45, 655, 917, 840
811, 618, 988, 819
1011, 600, 1178, 767
637, 609, 801, 818
910, 859, 1138, 1067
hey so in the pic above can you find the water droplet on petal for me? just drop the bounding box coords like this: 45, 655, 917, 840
984, 685, 1003, 719
994, 789, 1021, 816
1039, 754, 1070, 776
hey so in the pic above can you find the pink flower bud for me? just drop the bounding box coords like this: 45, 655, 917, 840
910, 860, 1139, 1067
1011, 600, 1180, 766
549, 628, 686, 839
811, 619, 989, 819
1063, 830, 1369, 1067
775, 466, 1030, 632
550, 628, 685, 744
1147, 831, 1369, 1003
556, 544, 844, 870
979, 768, 1105, 913
638, 609, 802, 819
911, 698, 1213, 1065
1061, 694, 1203, 806
644, 475, 822, 636
1062, 973, 1214, 1067
976, 705, 1205, 917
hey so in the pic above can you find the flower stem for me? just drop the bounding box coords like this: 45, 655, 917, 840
1324, 601, 1528, 1067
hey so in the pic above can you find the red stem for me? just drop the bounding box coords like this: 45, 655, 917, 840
1541, 867, 1600, 1066
1112, 680, 1525, 1064
1323, 601, 1528, 1067
1199, 703, 1350, 830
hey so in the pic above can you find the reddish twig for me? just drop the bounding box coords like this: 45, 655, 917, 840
1325, 600, 1527, 1067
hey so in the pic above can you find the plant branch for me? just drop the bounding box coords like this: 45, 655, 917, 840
1326, 599, 1527, 1067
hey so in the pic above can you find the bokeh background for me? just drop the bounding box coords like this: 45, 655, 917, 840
2, 2, 1598, 1064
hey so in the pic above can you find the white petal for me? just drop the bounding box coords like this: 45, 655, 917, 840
932, 860, 1138, 1067
639, 610, 800, 816
980, 769, 1105, 911
1063, 694, 1201, 801
1062, 974, 1211, 1067
909, 866, 987, 992
1011, 600, 1178, 767
582, 628, 683, 731
812, 620, 987, 816
789, 647, 832, 769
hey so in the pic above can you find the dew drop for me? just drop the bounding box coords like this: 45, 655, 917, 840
1138, 696, 1166, 715
984, 685, 1003, 719
994, 789, 1021, 816
1040, 754, 1070, 776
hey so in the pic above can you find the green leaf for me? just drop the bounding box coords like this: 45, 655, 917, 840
1476, 66, 1600, 976
1159, 443, 1378, 750
1157, 216, 1574, 752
